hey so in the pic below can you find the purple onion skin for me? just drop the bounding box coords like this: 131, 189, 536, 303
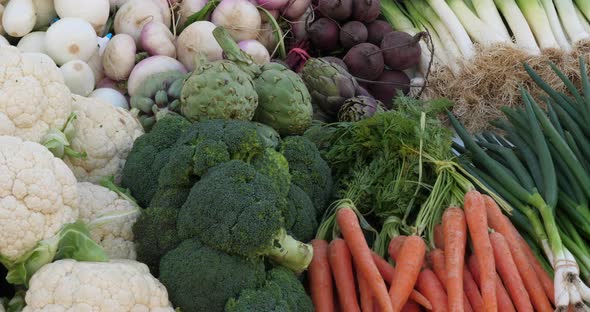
366, 20, 393, 45
318, 0, 352, 21
339, 21, 368, 49
381, 31, 422, 70
368, 70, 410, 108
343, 43, 384, 80
308, 17, 340, 52
351, 0, 380, 23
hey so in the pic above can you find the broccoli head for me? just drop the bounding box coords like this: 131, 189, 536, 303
286, 184, 318, 243
225, 267, 314, 312
251, 148, 291, 197
159, 238, 266, 312
177, 160, 313, 272
280, 136, 334, 217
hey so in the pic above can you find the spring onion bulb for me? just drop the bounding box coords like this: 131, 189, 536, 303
539, 0, 573, 50
426, 0, 475, 59
494, 0, 541, 54
448, 0, 510, 45
554, 0, 590, 43
472, 0, 512, 40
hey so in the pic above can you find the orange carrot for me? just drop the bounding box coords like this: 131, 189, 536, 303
434, 224, 445, 250
483, 196, 553, 312
336, 208, 393, 312
468, 255, 516, 312
489, 232, 533, 312
388, 235, 408, 261
442, 207, 467, 312
310, 239, 335, 312
401, 300, 422, 312
508, 217, 555, 305
328, 239, 360, 312
464, 191, 497, 312
357, 268, 374, 312
389, 235, 427, 312
416, 269, 449, 312
428, 249, 474, 312
463, 266, 485, 312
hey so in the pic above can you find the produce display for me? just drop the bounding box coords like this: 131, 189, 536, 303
0, 0, 590, 311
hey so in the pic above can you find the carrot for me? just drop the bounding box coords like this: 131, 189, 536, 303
389, 235, 427, 312
401, 300, 422, 312
508, 216, 555, 305
464, 191, 497, 312
328, 238, 360, 312
336, 208, 393, 312
371, 251, 433, 310
388, 235, 408, 261
427, 249, 474, 312
442, 207, 467, 312
434, 223, 445, 250
357, 268, 374, 312
310, 239, 335, 312
468, 254, 516, 312
415, 269, 449, 312
489, 232, 534, 312
463, 266, 485, 312
483, 196, 553, 312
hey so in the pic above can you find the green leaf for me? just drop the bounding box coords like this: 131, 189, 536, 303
55, 222, 109, 262
180, 0, 220, 33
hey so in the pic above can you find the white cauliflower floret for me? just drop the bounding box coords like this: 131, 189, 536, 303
23, 259, 175, 312
77, 182, 140, 260
0, 46, 73, 143
0, 136, 78, 262
64, 95, 144, 183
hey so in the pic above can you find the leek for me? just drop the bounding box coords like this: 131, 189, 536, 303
575, 0, 590, 21
539, 0, 573, 50
575, 3, 590, 33
495, 0, 542, 54
426, 0, 475, 59
516, 0, 562, 50
554, 0, 590, 43
448, 0, 511, 44
472, 0, 512, 40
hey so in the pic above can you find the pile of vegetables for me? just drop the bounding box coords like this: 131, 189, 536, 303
451, 57, 590, 310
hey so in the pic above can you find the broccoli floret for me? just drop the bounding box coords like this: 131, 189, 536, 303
225, 267, 314, 312
192, 139, 231, 176
159, 238, 266, 312
286, 184, 318, 242
157, 144, 197, 188
177, 160, 313, 272
121, 115, 191, 207
280, 136, 334, 217
251, 148, 291, 197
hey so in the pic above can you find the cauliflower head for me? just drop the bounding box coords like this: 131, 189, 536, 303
77, 182, 140, 260
23, 259, 175, 312
64, 95, 144, 183
0, 136, 78, 262
0, 46, 73, 143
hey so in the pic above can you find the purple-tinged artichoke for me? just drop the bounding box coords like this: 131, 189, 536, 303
337, 96, 386, 122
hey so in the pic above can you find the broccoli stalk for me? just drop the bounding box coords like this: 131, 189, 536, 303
266, 228, 313, 273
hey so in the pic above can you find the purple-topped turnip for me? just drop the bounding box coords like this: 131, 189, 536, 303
339, 21, 368, 49
351, 0, 380, 23
282, 0, 310, 19
368, 70, 410, 108
380, 31, 423, 71
256, 0, 289, 10
343, 43, 384, 80
318, 0, 352, 21
308, 17, 340, 51
366, 20, 393, 45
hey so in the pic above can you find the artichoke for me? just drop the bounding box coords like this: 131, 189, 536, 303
180, 29, 259, 123
254, 62, 313, 136
337, 96, 386, 122
130, 71, 187, 131
300, 58, 360, 116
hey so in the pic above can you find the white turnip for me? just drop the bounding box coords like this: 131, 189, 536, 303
114, 0, 164, 45
256, 0, 288, 11
308, 17, 340, 51
176, 21, 223, 71
127, 56, 187, 96
16, 31, 46, 53
60, 60, 96, 96
54, 0, 110, 34
318, 0, 351, 21
32, 0, 57, 29
339, 21, 368, 49
102, 33, 137, 81
0, 35, 8, 45
86, 49, 104, 87
45, 18, 98, 65
238, 40, 270, 65
149, 0, 172, 28
289, 7, 312, 41
343, 43, 384, 80
380, 31, 423, 71
211, 0, 261, 41
2, 0, 36, 37
366, 20, 393, 46
177, 0, 208, 27
140, 21, 176, 57
281, 0, 310, 20
90, 88, 129, 109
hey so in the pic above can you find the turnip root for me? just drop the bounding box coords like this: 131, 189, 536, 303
102, 33, 137, 81
127, 56, 187, 96
45, 18, 98, 65
60, 60, 96, 96
257, 22, 278, 53
211, 0, 261, 41
54, 0, 110, 34
177, 0, 208, 27
176, 21, 223, 71
0, 35, 8, 46
368, 70, 410, 108
340, 21, 368, 49
351, 0, 380, 23
308, 17, 340, 51
16, 31, 46, 53
343, 43, 384, 80
2, 0, 36, 37
90, 88, 129, 109
114, 0, 164, 46
86, 49, 104, 87
366, 20, 393, 46
256, 0, 287, 11
238, 40, 270, 65
281, 0, 310, 20
318, 0, 351, 21
380, 31, 422, 71
140, 21, 176, 58
32, 0, 57, 29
